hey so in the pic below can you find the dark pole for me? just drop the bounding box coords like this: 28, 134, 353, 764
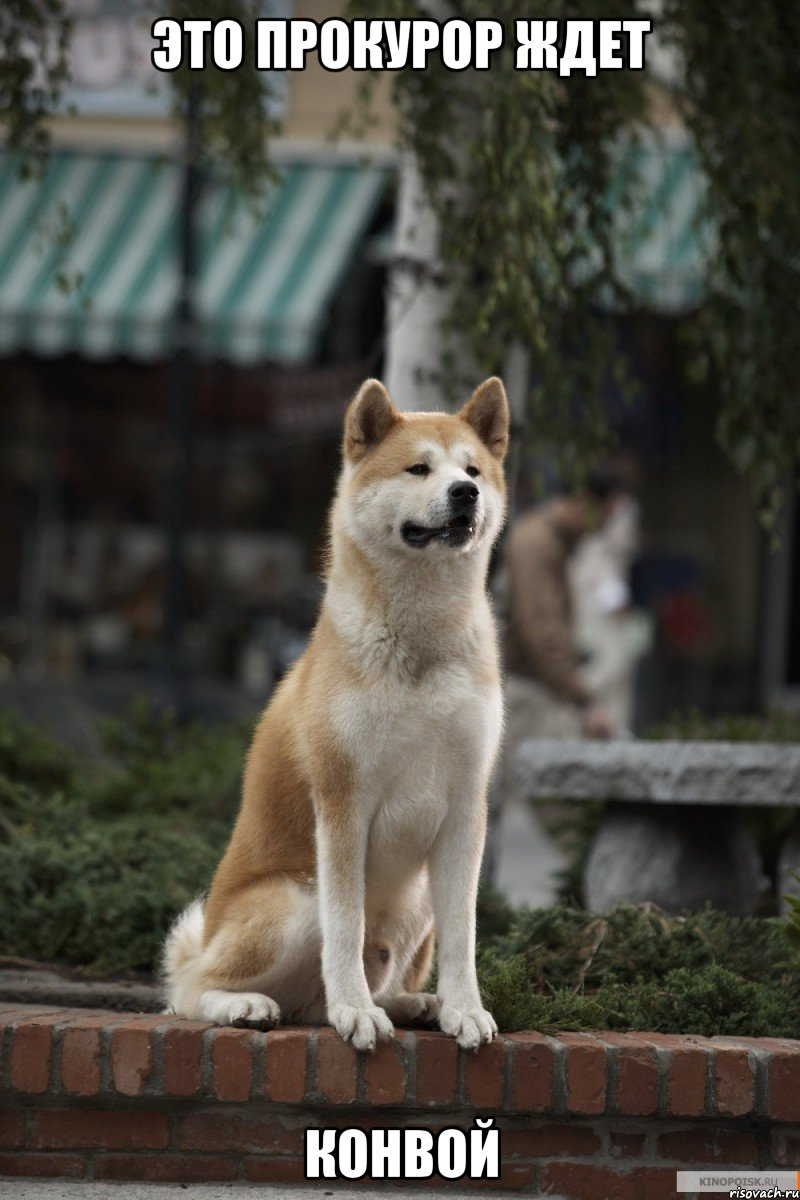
160, 82, 203, 714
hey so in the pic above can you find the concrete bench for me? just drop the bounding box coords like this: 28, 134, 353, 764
516, 739, 800, 914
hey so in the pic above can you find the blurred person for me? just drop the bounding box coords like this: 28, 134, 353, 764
570, 489, 653, 733
488, 469, 629, 908
503, 468, 627, 744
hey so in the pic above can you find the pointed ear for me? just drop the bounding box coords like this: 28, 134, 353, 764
459, 377, 509, 460
344, 379, 400, 462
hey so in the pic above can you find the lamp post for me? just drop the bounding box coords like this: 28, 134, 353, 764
160, 82, 203, 714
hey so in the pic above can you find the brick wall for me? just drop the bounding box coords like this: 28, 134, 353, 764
1, 1003, 799, 1197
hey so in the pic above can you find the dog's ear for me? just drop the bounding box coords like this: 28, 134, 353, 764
344, 379, 400, 462
459, 377, 509, 460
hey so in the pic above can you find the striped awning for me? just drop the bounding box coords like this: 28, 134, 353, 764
611, 133, 711, 313
0, 152, 389, 363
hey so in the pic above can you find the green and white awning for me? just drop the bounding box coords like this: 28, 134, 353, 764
0, 151, 389, 363
611, 133, 711, 312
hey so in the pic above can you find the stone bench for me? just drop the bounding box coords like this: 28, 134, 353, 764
516, 740, 800, 914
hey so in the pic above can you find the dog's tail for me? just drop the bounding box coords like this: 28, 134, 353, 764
161, 898, 206, 1014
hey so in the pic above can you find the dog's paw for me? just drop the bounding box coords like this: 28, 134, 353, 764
199, 989, 281, 1029
384, 992, 440, 1025
329, 1003, 394, 1051
438, 1002, 497, 1051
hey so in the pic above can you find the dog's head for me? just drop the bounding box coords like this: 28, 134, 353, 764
336, 377, 509, 562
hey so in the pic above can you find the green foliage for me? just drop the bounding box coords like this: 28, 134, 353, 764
159, 0, 280, 199
0, 0, 71, 164
0, 803, 223, 974
3, 707, 800, 1036
90, 696, 247, 820
0, 707, 74, 791
1, 0, 278, 197
348, 0, 647, 483
345, 1, 800, 516
0, 702, 247, 974
649, 706, 800, 744
661, 0, 800, 528
477, 902, 800, 1037
785, 873, 800, 954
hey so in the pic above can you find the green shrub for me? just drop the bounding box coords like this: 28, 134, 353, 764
475, 903, 800, 1037
648, 706, 800, 743
2, 705, 800, 1038
0, 707, 74, 791
0, 701, 246, 975
0, 811, 226, 974
89, 697, 248, 820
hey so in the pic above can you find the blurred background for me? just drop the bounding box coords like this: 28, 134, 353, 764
1, 1, 800, 1005
0, 0, 797, 742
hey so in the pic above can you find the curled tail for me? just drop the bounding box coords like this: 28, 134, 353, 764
162, 898, 205, 1014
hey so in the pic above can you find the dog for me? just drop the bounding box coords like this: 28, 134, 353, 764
163, 375, 509, 1051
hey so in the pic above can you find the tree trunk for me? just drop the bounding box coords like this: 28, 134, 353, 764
384, 151, 452, 412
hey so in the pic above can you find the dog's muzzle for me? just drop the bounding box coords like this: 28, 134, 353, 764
401, 482, 480, 548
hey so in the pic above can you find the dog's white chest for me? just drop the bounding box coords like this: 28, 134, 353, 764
333, 662, 501, 886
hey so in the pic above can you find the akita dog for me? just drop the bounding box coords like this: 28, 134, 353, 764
163, 376, 509, 1051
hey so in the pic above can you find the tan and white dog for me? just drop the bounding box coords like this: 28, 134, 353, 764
163, 376, 509, 1051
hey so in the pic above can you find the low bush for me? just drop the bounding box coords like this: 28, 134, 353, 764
475, 892, 800, 1037
2, 705, 799, 1036
0, 703, 247, 974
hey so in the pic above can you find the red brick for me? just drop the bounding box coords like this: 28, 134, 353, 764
211, 1027, 254, 1102
541, 1162, 639, 1200
260, 1028, 307, 1102
713, 1048, 755, 1117
640, 1165, 683, 1200
562, 1033, 606, 1116
430, 1162, 538, 1191
658, 1128, 758, 1165
415, 1031, 458, 1106
95, 1154, 239, 1182
463, 1036, 505, 1110
769, 1048, 800, 1122
314, 1028, 358, 1104
0, 1006, 65, 1025
9, 1016, 63, 1093
666, 1045, 708, 1117
363, 1035, 407, 1105
0, 1152, 86, 1178
636, 1032, 711, 1120
602, 1034, 658, 1116
508, 1033, 555, 1113
771, 1130, 800, 1166
31, 1109, 169, 1151
0, 1107, 25, 1148
503, 1123, 601, 1158
161, 1022, 207, 1097
60, 1027, 102, 1097
109, 1025, 155, 1097
609, 1131, 647, 1159
711, 1035, 785, 1052
244, 1157, 308, 1183
177, 1111, 303, 1155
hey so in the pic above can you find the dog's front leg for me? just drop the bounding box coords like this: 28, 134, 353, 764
428, 795, 497, 1051
316, 809, 394, 1052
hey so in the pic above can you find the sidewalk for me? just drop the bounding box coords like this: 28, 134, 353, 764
1, 1184, 525, 1200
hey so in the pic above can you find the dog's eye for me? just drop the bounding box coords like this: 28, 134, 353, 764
466, 465, 480, 478
406, 463, 430, 476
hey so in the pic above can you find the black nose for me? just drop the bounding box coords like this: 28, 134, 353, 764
448, 480, 479, 509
